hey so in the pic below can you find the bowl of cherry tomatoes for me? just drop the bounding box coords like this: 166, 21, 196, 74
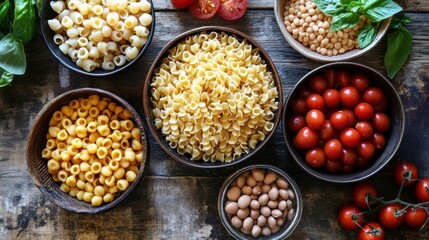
282, 62, 405, 183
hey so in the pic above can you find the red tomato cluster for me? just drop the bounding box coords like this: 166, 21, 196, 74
337, 162, 429, 239
287, 68, 391, 173
171, 0, 248, 20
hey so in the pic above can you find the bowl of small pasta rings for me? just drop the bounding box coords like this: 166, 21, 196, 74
40, 0, 155, 76
26, 88, 148, 213
143, 26, 284, 168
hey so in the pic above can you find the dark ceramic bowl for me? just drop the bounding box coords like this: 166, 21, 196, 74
143, 26, 283, 169
26, 88, 148, 213
218, 164, 303, 239
40, 0, 155, 77
282, 62, 405, 183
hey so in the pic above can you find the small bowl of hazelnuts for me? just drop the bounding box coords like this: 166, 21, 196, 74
218, 164, 303, 239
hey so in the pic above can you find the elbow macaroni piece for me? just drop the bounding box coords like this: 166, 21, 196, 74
42, 95, 144, 206
48, 0, 152, 72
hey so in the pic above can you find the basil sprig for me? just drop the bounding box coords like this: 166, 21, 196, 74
314, 0, 412, 79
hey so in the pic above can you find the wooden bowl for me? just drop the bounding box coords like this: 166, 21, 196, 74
143, 26, 284, 169
282, 62, 405, 183
274, 0, 391, 62
40, 0, 156, 77
26, 88, 148, 213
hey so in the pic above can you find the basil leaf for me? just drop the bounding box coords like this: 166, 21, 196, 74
313, 0, 346, 16
0, 68, 14, 87
358, 23, 378, 48
32, 0, 43, 15
0, 31, 4, 39
347, 1, 364, 12
365, 0, 402, 22
330, 11, 359, 32
384, 26, 412, 79
13, 0, 36, 43
0, 33, 26, 75
0, 0, 11, 29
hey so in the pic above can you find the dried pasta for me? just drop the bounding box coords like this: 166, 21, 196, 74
150, 31, 279, 163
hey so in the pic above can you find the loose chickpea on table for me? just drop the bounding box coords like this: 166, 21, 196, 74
283, 0, 368, 56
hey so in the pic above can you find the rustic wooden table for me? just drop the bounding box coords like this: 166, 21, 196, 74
1, 0, 429, 239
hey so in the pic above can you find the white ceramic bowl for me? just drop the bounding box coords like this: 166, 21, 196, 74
274, 0, 391, 62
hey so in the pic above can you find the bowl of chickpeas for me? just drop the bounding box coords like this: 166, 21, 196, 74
218, 164, 303, 239
41, 0, 155, 76
26, 88, 148, 213
143, 26, 283, 169
274, 0, 391, 61
282, 62, 405, 183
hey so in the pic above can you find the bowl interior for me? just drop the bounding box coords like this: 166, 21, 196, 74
283, 62, 405, 183
40, 0, 156, 77
274, 0, 391, 62
143, 26, 283, 169
218, 164, 303, 239
26, 88, 148, 213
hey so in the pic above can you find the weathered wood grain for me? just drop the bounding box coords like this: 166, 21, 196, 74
1, 9, 429, 240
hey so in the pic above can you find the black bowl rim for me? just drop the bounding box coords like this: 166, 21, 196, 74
217, 164, 303, 239
143, 26, 284, 169
26, 88, 149, 213
282, 62, 405, 183
40, 0, 156, 77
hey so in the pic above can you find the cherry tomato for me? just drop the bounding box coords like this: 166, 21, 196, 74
356, 121, 374, 140
374, 98, 388, 112
336, 69, 351, 88
306, 93, 325, 110
379, 203, 405, 229
358, 222, 385, 240
323, 89, 341, 108
172, 0, 197, 8
351, 74, 369, 92
324, 68, 336, 88
354, 102, 374, 121
394, 162, 418, 187
340, 128, 361, 148
320, 120, 335, 141
372, 132, 386, 149
294, 127, 319, 150
218, 0, 248, 21
416, 177, 429, 202
288, 115, 306, 133
325, 159, 342, 173
404, 207, 428, 229
338, 204, 364, 230
340, 86, 360, 107
306, 109, 325, 130
342, 109, 356, 127
330, 111, 349, 130
352, 182, 378, 209
363, 87, 385, 106
341, 148, 358, 165
309, 75, 328, 93
357, 156, 372, 168
357, 141, 376, 160
190, 0, 220, 19
342, 163, 356, 173
298, 86, 313, 98
305, 147, 326, 168
291, 98, 307, 115
324, 139, 342, 160
372, 113, 390, 132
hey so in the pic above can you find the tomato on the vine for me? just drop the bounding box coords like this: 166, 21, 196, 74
358, 222, 385, 240
404, 207, 428, 229
172, 0, 197, 8
378, 203, 405, 229
189, 0, 220, 19
338, 204, 365, 230
394, 162, 418, 187
416, 177, 429, 202
218, 0, 248, 20
352, 182, 378, 209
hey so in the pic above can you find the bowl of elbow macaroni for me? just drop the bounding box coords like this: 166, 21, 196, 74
26, 88, 148, 213
143, 26, 284, 169
41, 0, 155, 76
